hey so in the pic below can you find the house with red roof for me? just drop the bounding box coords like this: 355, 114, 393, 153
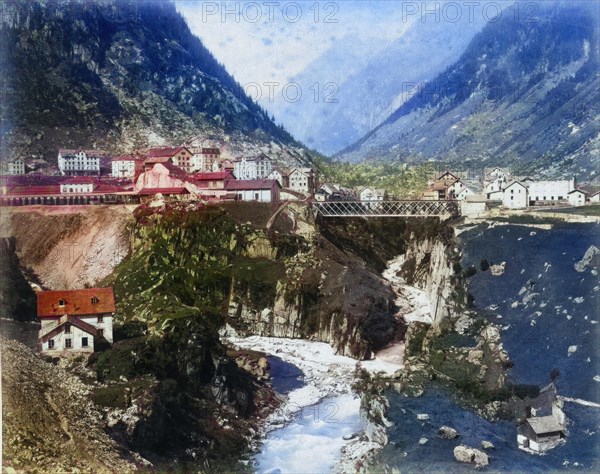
37, 287, 115, 355
225, 179, 280, 203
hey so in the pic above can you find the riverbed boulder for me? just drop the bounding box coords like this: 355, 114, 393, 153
574, 245, 600, 272
481, 440, 495, 450
438, 426, 460, 439
453, 445, 489, 467
490, 262, 506, 276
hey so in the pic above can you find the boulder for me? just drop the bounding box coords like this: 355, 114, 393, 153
419, 437, 428, 445
481, 440, 495, 450
453, 445, 489, 467
438, 425, 460, 439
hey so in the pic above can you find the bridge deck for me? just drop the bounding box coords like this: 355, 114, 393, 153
314, 200, 459, 217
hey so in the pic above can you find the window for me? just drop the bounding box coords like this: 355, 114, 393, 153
65, 338, 72, 349
64, 324, 71, 333
97, 315, 103, 323
98, 328, 103, 338
59, 299, 66, 306
254, 193, 259, 200
91, 296, 99, 304
81, 337, 88, 347
48, 339, 55, 349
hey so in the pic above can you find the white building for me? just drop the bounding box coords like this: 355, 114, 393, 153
527, 179, 574, 204
360, 187, 387, 201
568, 189, 587, 207
1, 158, 25, 175
111, 155, 142, 178
267, 168, 288, 187
590, 191, 600, 203
60, 176, 95, 194
191, 147, 221, 172
233, 154, 273, 180
37, 288, 115, 355
288, 168, 314, 194
58, 150, 104, 176
456, 186, 475, 201
502, 181, 529, 208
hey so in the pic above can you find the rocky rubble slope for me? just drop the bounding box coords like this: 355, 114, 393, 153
1, 337, 143, 473
0, 206, 134, 290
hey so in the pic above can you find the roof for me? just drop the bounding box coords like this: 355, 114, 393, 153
568, 189, 588, 195
112, 155, 143, 162
503, 180, 528, 191
61, 176, 95, 185
437, 171, 459, 180
146, 146, 189, 158
40, 315, 99, 342
37, 288, 116, 318
191, 171, 234, 181
4, 185, 61, 195
58, 149, 109, 157
144, 157, 171, 164
225, 179, 279, 191
137, 187, 190, 196
526, 416, 565, 435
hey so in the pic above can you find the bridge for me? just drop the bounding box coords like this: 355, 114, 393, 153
313, 200, 460, 218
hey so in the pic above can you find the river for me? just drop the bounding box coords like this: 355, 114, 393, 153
372, 222, 600, 472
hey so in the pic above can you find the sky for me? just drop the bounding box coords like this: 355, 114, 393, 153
175, 1, 413, 87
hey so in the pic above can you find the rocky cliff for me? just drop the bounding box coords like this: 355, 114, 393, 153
397, 227, 459, 327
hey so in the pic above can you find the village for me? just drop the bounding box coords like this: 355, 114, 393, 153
2, 144, 599, 211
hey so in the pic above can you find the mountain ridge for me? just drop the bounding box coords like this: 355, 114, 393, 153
336, 2, 600, 178
0, 0, 311, 166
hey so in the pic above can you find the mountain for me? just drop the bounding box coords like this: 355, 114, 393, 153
0, 0, 310, 165
336, 2, 600, 178
271, 11, 488, 155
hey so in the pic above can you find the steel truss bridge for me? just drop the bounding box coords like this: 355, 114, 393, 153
313, 200, 460, 218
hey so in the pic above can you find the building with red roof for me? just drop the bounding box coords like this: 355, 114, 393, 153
225, 179, 280, 203
37, 287, 115, 355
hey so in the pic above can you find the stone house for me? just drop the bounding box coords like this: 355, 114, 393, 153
567, 189, 587, 207
37, 288, 115, 355
502, 181, 529, 208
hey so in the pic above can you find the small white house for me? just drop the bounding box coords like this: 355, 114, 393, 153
37, 287, 115, 355
590, 191, 600, 203
60, 176, 95, 194
267, 168, 289, 188
360, 187, 387, 201
568, 189, 587, 207
502, 181, 529, 209
112, 155, 142, 178
456, 186, 474, 201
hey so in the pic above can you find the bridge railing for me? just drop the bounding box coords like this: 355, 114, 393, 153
313, 200, 460, 217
